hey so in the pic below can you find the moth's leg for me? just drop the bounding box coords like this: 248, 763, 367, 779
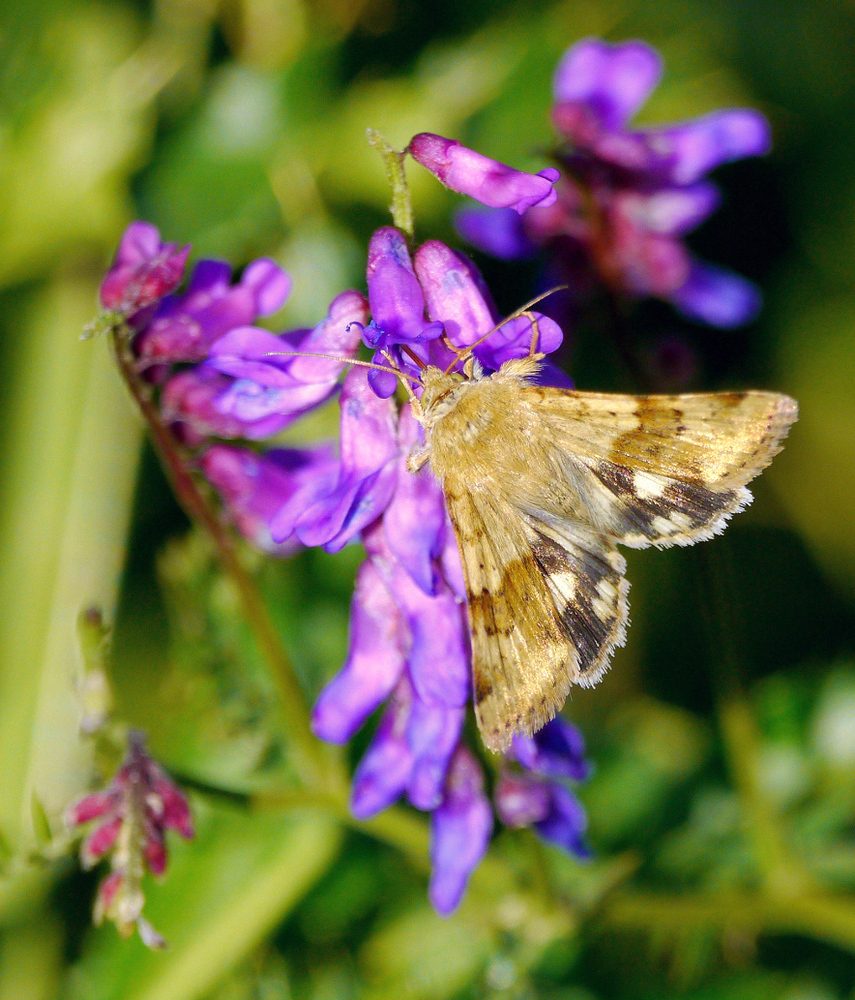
517, 309, 540, 357
378, 348, 423, 413
407, 444, 430, 473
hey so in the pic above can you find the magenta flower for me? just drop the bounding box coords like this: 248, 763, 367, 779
409, 132, 559, 213
457, 38, 771, 327
99, 221, 190, 321
66, 732, 193, 948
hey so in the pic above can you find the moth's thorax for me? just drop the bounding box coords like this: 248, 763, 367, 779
419, 357, 548, 489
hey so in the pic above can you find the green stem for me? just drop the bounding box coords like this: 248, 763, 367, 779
603, 888, 855, 955
694, 543, 812, 895
367, 128, 415, 238
111, 329, 338, 789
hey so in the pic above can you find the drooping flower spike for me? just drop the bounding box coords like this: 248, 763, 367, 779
66, 731, 194, 949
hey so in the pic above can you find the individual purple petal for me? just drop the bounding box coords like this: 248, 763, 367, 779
350, 683, 413, 818
628, 182, 720, 235
429, 747, 493, 915
391, 564, 470, 709
312, 557, 406, 743
494, 772, 551, 828
409, 133, 558, 214
671, 261, 762, 327
405, 699, 465, 810
100, 222, 190, 316
366, 228, 437, 346
382, 407, 447, 594
535, 784, 590, 858
199, 444, 339, 552
511, 718, 590, 782
239, 258, 292, 315
296, 367, 400, 551
414, 240, 496, 348
208, 326, 310, 388
479, 311, 564, 368
652, 109, 772, 186
553, 39, 662, 129
367, 351, 402, 399
454, 206, 537, 260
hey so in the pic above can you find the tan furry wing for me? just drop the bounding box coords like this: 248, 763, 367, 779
443, 482, 627, 752
526, 388, 798, 548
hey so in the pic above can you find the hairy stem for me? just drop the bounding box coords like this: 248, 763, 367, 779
368, 128, 415, 239
112, 330, 339, 789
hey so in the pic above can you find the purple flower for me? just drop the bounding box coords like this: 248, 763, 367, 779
66, 731, 193, 948
429, 746, 493, 914
408, 133, 559, 214
135, 256, 292, 365
495, 719, 590, 859
458, 38, 771, 327
99, 222, 190, 321
198, 444, 340, 553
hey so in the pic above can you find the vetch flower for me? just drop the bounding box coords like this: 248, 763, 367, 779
101, 219, 591, 918
495, 719, 591, 859
99, 221, 190, 321
66, 731, 193, 948
457, 38, 771, 327
409, 133, 559, 214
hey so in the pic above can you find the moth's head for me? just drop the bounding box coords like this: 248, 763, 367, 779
418, 366, 468, 425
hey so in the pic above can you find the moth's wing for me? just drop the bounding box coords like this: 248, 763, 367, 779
530, 389, 797, 548
444, 483, 627, 752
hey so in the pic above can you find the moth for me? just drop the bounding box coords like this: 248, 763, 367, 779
407, 353, 797, 753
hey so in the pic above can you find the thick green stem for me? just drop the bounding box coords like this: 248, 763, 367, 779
603, 889, 855, 955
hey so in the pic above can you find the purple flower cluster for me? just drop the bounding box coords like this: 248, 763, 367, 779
449, 38, 771, 327
96, 35, 771, 916
66, 732, 194, 948
99, 214, 587, 913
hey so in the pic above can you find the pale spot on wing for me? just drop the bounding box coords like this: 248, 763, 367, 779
631, 470, 670, 500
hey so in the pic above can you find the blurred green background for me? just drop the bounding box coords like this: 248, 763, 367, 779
2, 0, 855, 997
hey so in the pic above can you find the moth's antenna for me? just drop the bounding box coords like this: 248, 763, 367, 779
255, 347, 426, 412
258, 349, 407, 381
442, 284, 568, 375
